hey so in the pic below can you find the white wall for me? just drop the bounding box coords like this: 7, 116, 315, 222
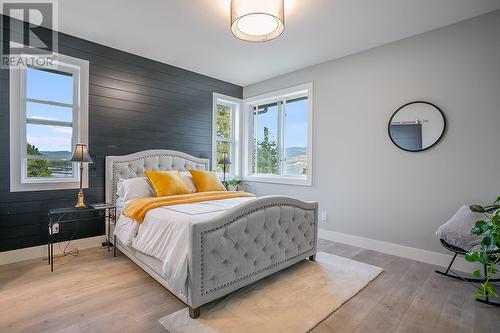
243, 10, 500, 254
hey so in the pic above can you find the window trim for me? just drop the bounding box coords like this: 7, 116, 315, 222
9, 52, 89, 192
243, 83, 313, 186
212, 93, 242, 178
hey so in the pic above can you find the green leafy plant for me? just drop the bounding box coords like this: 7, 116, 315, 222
227, 179, 243, 187
227, 179, 247, 191
465, 196, 500, 299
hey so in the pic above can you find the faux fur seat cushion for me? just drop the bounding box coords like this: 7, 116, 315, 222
436, 205, 484, 252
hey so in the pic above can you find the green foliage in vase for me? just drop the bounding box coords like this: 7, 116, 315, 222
465, 197, 500, 299
27, 143, 52, 177
227, 178, 245, 187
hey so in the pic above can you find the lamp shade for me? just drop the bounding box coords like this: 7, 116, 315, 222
231, 0, 284, 42
218, 152, 231, 165
70, 144, 93, 163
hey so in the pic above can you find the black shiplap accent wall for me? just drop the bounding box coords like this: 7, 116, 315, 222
0, 17, 242, 252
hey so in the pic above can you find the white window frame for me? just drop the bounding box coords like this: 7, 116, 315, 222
9, 52, 89, 192
243, 83, 313, 186
212, 93, 242, 178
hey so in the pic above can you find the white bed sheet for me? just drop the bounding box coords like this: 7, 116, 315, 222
113, 196, 255, 296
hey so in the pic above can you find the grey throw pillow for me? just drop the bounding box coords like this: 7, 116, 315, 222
436, 205, 484, 252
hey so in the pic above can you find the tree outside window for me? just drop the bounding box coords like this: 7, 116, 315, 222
215, 104, 233, 174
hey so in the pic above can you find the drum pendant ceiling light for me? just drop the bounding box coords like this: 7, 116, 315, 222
231, 0, 285, 42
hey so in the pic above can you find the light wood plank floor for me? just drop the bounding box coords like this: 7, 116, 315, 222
1, 239, 499, 333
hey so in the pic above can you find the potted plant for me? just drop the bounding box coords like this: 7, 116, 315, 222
465, 196, 500, 305
227, 179, 247, 192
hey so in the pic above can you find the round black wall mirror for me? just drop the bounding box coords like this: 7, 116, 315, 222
388, 101, 446, 152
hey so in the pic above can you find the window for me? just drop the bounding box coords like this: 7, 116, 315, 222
244, 83, 312, 186
212, 94, 241, 177
10, 53, 89, 191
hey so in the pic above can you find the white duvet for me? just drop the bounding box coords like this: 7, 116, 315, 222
113, 197, 255, 296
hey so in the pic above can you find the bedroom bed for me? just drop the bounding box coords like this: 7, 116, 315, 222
105, 149, 318, 318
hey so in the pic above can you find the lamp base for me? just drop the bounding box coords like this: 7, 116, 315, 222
75, 190, 86, 208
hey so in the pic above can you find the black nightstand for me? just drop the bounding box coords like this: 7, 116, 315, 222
47, 204, 116, 271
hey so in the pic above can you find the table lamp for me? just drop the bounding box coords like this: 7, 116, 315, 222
218, 152, 231, 185
70, 143, 93, 208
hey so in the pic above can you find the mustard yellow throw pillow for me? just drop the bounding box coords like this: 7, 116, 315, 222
144, 171, 191, 197
188, 169, 227, 192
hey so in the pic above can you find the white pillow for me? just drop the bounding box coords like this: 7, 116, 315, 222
117, 177, 154, 202
180, 171, 198, 193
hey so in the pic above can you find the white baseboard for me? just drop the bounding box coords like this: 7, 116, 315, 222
319, 229, 480, 273
0, 235, 105, 266
0, 230, 480, 274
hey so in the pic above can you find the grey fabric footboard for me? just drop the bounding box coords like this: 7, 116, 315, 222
187, 195, 318, 308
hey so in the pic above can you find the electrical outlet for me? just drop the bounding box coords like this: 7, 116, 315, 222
321, 212, 327, 222
51, 223, 60, 234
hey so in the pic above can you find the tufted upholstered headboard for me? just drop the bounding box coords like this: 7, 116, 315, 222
105, 150, 210, 204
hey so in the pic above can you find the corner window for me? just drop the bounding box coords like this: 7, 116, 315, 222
10, 53, 89, 192
212, 94, 241, 177
244, 83, 313, 186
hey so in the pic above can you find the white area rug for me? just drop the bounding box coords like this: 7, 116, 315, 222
159, 252, 383, 333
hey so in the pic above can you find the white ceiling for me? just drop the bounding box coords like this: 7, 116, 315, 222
56, 0, 500, 86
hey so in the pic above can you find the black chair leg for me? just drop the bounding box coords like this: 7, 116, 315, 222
475, 298, 500, 307
435, 253, 457, 277
435, 239, 500, 307
435, 253, 500, 283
